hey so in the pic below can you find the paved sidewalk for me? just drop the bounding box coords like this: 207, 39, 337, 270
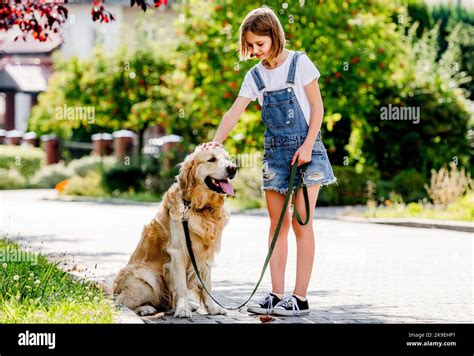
1, 190, 472, 324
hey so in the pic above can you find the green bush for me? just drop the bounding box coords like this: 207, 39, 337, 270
392, 168, 427, 202
0, 145, 45, 179
375, 180, 394, 201
413, 2, 474, 99
30, 163, 72, 189
63, 171, 105, 197
0, 168, 27, 189
101, 164, 145, 194
362, 18, 472, 178
68, 155, 117, 178
228, 165, 266, 210
406, 201, 423, 214
318, 165, 380, 206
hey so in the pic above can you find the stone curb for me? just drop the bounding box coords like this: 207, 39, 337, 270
325, 216, 474, 233
115, 304, 145, 324
233, 209, 473, 233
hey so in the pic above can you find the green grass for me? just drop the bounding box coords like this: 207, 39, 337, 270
0, 239, 118, 323
364, 192, 473, 222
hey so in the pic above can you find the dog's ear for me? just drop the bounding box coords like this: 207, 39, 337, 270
178, 153, 196, 193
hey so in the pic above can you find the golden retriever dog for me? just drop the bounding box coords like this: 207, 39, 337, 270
113, 144, 236, 318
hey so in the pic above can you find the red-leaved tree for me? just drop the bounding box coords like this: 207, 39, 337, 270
0, 0, 168, 42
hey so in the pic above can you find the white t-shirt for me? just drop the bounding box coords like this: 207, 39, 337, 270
238, 50, 321, 125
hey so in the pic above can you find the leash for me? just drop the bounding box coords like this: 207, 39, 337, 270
181, 160, 310, 311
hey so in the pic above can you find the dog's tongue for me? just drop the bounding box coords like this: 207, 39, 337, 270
218, 179, 234, 196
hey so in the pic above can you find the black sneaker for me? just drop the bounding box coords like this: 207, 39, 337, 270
273, 295, 310, 316
247, 293, 282, 315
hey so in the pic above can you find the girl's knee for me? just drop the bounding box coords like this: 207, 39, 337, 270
270, 215, 291, 233
291, 217, 313, 235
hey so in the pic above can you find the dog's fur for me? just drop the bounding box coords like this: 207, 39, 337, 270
113, 145, 236, 317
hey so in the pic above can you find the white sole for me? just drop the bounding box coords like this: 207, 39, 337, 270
247, 306, 273, 315
272, 308, 310, 316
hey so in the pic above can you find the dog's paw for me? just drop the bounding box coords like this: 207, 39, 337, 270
135, 305, 157, 316
189, 300, 201, 312
174, 298, 192, 318
206, 303, 227, 315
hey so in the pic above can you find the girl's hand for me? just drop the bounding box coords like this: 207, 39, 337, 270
291, 142, 313, 166
201, 141, 223, 151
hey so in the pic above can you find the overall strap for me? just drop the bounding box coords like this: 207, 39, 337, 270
250, 66, 266, 91
286, 51, 306, 85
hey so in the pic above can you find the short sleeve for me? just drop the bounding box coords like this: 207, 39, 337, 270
238, 70, 258, 101
299, 54, 321, 86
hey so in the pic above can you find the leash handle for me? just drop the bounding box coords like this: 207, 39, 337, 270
183, 160, 310, 311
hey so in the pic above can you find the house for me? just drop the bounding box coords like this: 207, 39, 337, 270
0, 31, 60, 132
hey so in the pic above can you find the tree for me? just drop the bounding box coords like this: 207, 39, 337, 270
0, 0, 167, 42
29, 43, 195, 158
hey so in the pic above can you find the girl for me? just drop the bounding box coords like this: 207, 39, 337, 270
203, 6, 337, 316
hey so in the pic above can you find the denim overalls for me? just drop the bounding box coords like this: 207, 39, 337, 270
251, 51, 337, 194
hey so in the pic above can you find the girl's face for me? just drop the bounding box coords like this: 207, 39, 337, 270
245, 31, 272, 60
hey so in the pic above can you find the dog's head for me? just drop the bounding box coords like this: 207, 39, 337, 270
178, 145, 237, 198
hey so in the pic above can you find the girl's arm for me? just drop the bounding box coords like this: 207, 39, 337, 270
212, 96, 251, 144
303, 79, 324, 146
291, 79, 324, 165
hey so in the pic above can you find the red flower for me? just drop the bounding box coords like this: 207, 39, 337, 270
350, 57, 360, 65
335, 71, 342, 78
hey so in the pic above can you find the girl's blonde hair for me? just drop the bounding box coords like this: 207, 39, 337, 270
237, 6, 286, 64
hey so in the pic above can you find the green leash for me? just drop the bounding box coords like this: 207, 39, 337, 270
182, 160, 311, 311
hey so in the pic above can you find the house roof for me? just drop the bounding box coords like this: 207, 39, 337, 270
0, 64, 49, 92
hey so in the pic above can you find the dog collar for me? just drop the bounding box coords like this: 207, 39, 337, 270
181, 199, 191, 221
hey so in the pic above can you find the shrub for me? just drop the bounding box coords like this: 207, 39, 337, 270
139, 155, 178, 196
361, 20, 472, 178
101, 164, 145, 194
0, 145, 45, 179
375, 180, 394, 201
318, 165, 380, 206
446, 191, 474, 221
30, 163, 73, 189
229, 165, 265, 210
406, 202, 423, 214
0, 169, 27, 189
425, 162, 472, 205
392, 168, 427, 202
68, 155, 117, 178
63, 171, 105, 197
